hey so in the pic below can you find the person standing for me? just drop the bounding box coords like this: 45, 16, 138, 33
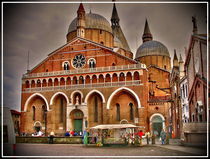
160, 129, 166, 145
83, 129, 88, 145
49, 131, 55, 144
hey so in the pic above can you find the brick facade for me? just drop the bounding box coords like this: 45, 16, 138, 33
20, 3, 172, 136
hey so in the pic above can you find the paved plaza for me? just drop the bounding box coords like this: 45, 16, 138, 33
13, 143, 207, 157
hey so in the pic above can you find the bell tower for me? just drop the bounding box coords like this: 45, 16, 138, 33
77, 3, 86, 38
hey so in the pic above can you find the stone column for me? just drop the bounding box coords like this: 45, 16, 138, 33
66, 105, 73, 131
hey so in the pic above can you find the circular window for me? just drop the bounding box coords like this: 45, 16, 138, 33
72, 54, 86, 68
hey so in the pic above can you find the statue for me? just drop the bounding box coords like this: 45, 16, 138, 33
75, 96, 79, 105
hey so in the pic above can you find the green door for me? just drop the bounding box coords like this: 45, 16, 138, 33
152, 123, 162, 137
74, 119, 83, 132
152, 116, 163, 137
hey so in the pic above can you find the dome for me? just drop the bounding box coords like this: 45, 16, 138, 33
135, 40, 170, 59
68, 13, 112, 34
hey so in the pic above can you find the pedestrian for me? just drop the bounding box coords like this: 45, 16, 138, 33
70, 130, 75, 136
146, 132, 150, 144
83, 129, 88, 145
160, 129, 166, 145
37, 130, 43, 137
65, 131, 70, 136
49, 131, 55, 144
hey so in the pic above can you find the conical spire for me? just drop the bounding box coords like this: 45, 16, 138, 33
142, 19, 153, 43
76, 3, 86, 38
174, 49, 178, 60
179, 54, 184, 63
192, 15, 198, 34
77, 3, 85, 13
111, 3, 120, 27
173, 49, 179, 67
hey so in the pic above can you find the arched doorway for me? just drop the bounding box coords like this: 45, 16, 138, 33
70, 109, 84, 133
150, 114, 165, 137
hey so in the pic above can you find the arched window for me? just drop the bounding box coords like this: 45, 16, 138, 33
25, 80, 30, 88
63, 61, 70, 70
129, 103, 134, 120
116, 103, 120, 121
37, 79, 41, 87
94, 96, 98, 122
88, 58, 96, 68
79, 76, 84, 84
32, 106, 35, 121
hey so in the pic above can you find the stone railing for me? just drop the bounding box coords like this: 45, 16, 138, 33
22, 80, 142, 93
183, 122, 207, 133
22, 64, 146, 79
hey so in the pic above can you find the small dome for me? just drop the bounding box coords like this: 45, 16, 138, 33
135, 40, 170, 59
68, 13, 112, 34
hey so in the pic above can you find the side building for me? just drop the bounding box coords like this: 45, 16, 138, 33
182, 16, 207, 146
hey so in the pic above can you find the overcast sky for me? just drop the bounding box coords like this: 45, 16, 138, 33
3, 1, 207, 111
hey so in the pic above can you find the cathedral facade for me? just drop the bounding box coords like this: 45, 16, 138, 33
20, 3, 172, 136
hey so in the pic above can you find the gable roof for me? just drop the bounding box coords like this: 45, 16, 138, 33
27, 37, 137, 74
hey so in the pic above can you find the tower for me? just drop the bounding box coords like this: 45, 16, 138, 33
179, 54, 185, 78
111, 3, 131, 53
111, 3, 120, 28
192, 16, 198, 35
142, 19, 153, 43
77, 3, 86, 38
173, 49, 179, 67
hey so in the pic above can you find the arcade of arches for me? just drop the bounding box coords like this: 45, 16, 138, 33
21, 87, 169, 135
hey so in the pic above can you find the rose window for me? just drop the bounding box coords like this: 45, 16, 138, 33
72, 54, 86, 68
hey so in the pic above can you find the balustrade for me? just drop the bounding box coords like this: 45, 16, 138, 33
23, 64, 146, 79
22, 80, 141, 93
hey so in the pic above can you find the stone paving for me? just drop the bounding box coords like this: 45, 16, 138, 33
3, 138, 207, 157
11, 142, 207, 158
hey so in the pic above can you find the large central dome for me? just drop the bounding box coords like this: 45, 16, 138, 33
68, 13, 112, 34
135, 40, 170, 59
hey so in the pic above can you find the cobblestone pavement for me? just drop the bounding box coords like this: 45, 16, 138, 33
12, 143, 207, 158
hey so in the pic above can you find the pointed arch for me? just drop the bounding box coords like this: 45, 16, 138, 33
24, 93, 49, 112
84, 89, 106, 104
107, 87, 141, 109
71, 90, 84, 103
50, 92, 69, 105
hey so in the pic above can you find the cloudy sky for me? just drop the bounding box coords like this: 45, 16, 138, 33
3, 1, 207, 111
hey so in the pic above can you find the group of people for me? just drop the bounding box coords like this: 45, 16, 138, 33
30, 128, 167, 146
32, 130, 44, 137
64, 130, 83, 137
